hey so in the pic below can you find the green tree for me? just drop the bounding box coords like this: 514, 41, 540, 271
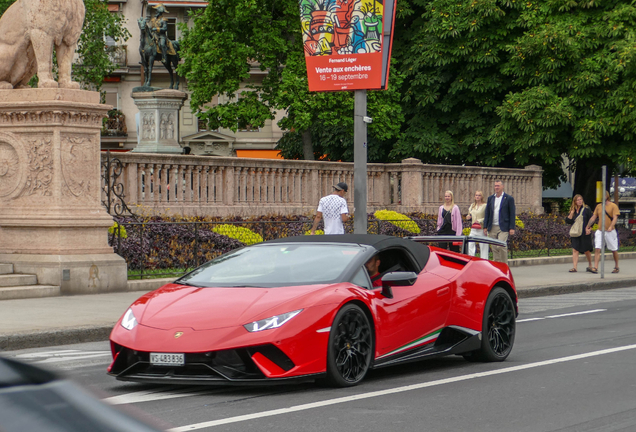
0, 0, 130, 90
393, 0, 636, 203
491, 0, 636, 204
178, 0, 403, 161
0, 0, 13, 14
391, 0, 526, 168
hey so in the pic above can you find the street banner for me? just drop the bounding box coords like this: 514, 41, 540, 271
299, 0, 397, 92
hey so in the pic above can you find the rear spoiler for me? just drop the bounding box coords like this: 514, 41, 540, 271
408, 235, 507, 256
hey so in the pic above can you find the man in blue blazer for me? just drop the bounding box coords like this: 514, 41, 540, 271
483, 180, 516, 264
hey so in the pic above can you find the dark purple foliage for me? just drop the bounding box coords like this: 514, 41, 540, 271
109, 213, 636, 276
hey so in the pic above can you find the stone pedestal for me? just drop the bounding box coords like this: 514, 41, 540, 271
0, 88, 127, 294
131, 89, 188, 154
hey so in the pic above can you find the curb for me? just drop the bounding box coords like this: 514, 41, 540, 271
127, 277, 175, 292
509, 251, 636, 267
518, 278, 636, 298
0, 325, 113, 352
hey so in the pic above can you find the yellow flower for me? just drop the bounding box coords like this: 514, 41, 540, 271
108, 222, 128, 239
462, 227, 471, 236
515, 217, 525, 229
374, 210, 420, 234
305, 230, 324, 235
212, 225, 263, 245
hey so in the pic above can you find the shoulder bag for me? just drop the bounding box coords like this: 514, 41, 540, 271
569, 211, 584, 237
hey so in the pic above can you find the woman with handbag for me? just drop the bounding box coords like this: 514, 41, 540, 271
466, 190, 489, 258
436, 190, 462, 251
565, 194, 593, 272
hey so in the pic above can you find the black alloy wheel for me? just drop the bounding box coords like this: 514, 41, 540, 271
467, 287, 516, 362
325, 304, 373, 387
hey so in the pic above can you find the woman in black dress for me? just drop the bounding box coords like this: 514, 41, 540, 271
565, 194, 593, 272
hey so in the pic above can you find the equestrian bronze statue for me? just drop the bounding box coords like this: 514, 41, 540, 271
137, 3, 180, 90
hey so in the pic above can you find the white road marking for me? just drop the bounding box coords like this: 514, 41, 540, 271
104, 387, 216, 405
35, 353, 111, 364
516, 317, 545, 323
14, 350, 111, 365
168, 344, 636, 431
517, 308, 607, 323
16, 349, 82, 358
546, 309, 606, 318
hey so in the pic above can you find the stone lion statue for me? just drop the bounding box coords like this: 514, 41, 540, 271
0, 0, 85, 89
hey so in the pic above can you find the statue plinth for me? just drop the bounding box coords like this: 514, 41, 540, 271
0, 88, 127, 294
131, 89, 187, 154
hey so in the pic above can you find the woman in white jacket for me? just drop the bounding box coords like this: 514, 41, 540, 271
465, 191, 489, 258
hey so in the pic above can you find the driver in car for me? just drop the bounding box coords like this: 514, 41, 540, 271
365, 255, 383, 287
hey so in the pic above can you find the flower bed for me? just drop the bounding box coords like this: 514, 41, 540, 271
108, 212, 636, 277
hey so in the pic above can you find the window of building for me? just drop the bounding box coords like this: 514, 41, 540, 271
166, 18, 177, 41
238, 121, 260, 132
197, 118, 218, 132
104, 91, 119, 110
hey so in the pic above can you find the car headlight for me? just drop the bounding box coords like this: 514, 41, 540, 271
121, 308, 138, 331
244, 309, 302, 333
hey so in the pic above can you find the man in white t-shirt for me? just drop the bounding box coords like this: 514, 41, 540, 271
310, 182, 350, 235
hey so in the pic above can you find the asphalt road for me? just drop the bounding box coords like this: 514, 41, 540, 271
6, 287, 636, 432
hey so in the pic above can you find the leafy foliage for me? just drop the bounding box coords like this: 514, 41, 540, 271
392, 0, 524, 168
0, 0, 12, 14
0, 0, 130, 90
178, 0, 403, 160
491, 0, 636, 179
392, 0, 636, 190
75, 0, 131, 90
110, 217, 245, 272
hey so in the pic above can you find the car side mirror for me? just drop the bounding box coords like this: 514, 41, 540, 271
380, 271, 418, 299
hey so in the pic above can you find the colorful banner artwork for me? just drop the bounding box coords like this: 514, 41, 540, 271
299, 0, 395, 91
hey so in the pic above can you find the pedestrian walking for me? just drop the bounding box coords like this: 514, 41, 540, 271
483, 180, 516, 265
466, 190, 489, 258
565, 194, 593, 273
310, 182, 350, 235
585, 191, 620, 274
436, 190, 462, 251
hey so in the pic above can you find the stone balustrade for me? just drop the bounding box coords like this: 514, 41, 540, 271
101, 153, 543, 217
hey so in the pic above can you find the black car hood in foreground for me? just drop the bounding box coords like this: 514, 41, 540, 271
0, 356, 164, 432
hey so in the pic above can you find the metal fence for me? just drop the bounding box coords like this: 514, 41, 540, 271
109, 217, 636, 279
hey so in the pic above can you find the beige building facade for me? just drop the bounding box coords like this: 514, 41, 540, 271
102, 0, 284, 157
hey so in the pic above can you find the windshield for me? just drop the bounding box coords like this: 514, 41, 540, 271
177, 243, 366, 287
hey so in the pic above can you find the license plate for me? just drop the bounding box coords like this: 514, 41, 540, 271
150, 353, 185, 366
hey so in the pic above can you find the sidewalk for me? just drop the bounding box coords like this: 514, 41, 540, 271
1, 254, 635, 351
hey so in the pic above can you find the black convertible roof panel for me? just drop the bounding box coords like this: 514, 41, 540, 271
264, 234, 431, 269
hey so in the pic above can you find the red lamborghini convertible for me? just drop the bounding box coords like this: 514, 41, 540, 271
108, 234, 517, 387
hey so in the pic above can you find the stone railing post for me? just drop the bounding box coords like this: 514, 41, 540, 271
310, 168, 320, 207
525, 165, 543, 213
399, 158, 424, 210
125, 161, 138, 205
224, 166, 235, 205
